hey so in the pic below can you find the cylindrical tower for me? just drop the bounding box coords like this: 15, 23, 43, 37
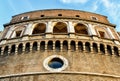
0, 9, 120, 81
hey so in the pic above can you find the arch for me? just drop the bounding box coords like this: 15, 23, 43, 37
113, 46, 119, 56
3, 46, 9, 56
18, 43, 23, 54
93, 43, 98, 53
10, 44, 16, 55
100, 44, 105, 54
85, 42, 90, 52
107, 45, 112, 55
32, 23, 46, 34
78, 41, 83, 51
74, 23, 88, 35
32, 42, 38, 51
53, 22, 67, 33
55, 40, 60, 51
40, 41, 45, 51
63, 40, 68, 51
70, 41, 76, 51
25, 42, 30, 53
47, 41, 53, 50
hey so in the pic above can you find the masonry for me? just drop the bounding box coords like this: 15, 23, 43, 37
0, 9, 120, 81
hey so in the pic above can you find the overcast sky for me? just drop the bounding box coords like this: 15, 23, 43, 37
0, 0, 120, 31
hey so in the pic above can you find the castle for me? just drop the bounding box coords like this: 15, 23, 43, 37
0, 9, 120, 81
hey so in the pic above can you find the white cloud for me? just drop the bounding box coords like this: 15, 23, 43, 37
91, 1, 99, 12
60, 0, 88, 4
101, 0, 120, 30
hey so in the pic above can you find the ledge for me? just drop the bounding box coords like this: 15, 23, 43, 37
0, 71, 120, 79
4, 17, 115, 27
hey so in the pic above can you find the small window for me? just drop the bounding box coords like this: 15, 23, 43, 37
21, 16, 29, 20
41, 15, 45, 17
48, 58, 64, 69
16, 30, 22, 37
99, 31, 105, 38
91, 16, 98, 21
76, 15, 80, 17
58, 14, 62, 16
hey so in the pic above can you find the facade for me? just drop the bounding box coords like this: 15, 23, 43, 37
0, 9, 120, 81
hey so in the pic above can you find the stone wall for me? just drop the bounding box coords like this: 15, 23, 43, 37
0, 51, 120, 80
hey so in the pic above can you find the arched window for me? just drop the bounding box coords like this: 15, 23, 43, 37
93, 43, 98, 53
78, 41, 83, 51
70, 41, 76, 51
74, 23, 88, 35
32, 42, 38, 51
10, 45, 16, 55
32, 23, 46, 34
18, 43, 23, 54
40, 41, 45, 51
53, 22, 67, 33
47, 41, 53, 50
25, 42, 30, 53
55, 41, 60, 51
85, 42, 90, 52
63, 40, 68, 51
3, 46, 9, 56
100, 44, 105, 54
113, 46, 119, 56
107, 45, 112, 55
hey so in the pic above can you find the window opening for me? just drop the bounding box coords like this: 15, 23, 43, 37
48, 58, 64, 69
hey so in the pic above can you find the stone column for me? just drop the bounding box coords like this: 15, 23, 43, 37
53, 41, 55, 51
104, 45, 107, 55
46, 21, 53, 38
24, 23, 33, 35
46, 21, 52, 33
83, 42, 86, 52
87, 24, 97, 36
3, 27, 11, 39
1, 47, 4, 55
90, 43, 93, 53
68, 41, 71, 51
68, 22, 75, 38
15, 44, 18, 55
8, 46, 11, 55
60, 42, 63, 52
97, 44, 101, 54
111, 47, 116, 56
23, 44, 26, 53
45, 42, 47, 51
29, 43, 33, 52
119, 48, 120, 56
37, 42, 40, 51
106, 27, 115, 39
76, 42, 78, 51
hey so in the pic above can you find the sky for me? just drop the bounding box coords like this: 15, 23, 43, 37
0, 0, 120, 31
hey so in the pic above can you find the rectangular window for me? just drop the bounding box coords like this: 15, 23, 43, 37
16, 30, 22, 37
21, 16, 29, 20
99, 31, 105, 38
91, 16, 98, 21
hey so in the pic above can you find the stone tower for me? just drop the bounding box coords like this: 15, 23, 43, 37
0, 9, 120, 81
